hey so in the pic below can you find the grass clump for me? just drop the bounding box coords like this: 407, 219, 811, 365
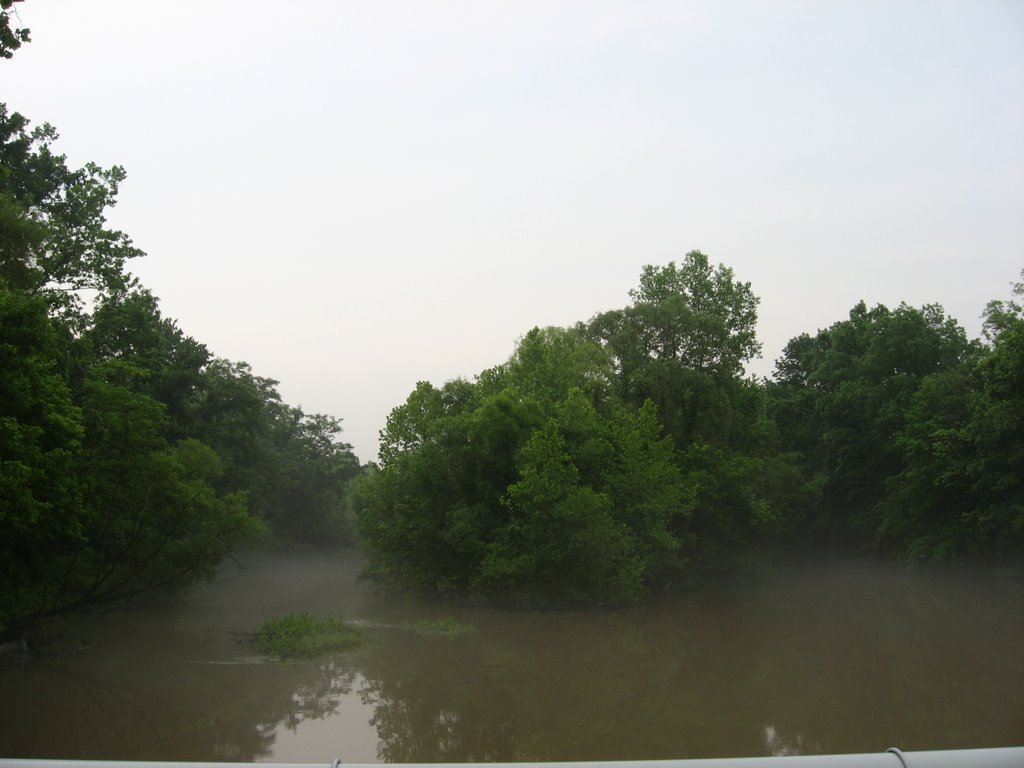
255, 612, 363, 658
413, 616, 475, 635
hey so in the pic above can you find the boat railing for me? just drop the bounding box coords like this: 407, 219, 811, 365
3, 747, 1024, 768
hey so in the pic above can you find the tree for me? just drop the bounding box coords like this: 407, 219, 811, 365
88, 288, 210, 436
0, 103, 360, 635
965, 274, 1024, 553
45, 361, 266, 620
260, 408, 362, 543
770, 301, 980, 548
358, 329, 693, 605
0, 281, 84, 626
479, 391, 690, 604
588, 252, 760, 380
477, 325, 616, 411
627, 254, 760, 375
0, 105, 142, 316
872, 279, 1024, 560
0, 343, 265, 631
359, 380, 541, 594
874, 368, 979, 558
0, 0, 29, 59
358, 256, 816, 603
188, 358, 362, 543
0, 102, 269, 635
584, 254, 806, 563
587, 251, 762, 449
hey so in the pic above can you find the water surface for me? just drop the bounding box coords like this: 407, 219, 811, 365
1, 551, 1021, 762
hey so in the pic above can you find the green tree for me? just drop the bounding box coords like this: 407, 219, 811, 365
88, 288, 210, 437
189, 358, 361, 543
188, 359, 281, 504
1, 348, 265, 632
0, 0, 29, 60
0, 102, 264, 633
0, 281, 84, 626
587, 251, 761, 449
587, 254, 801, 563
359, 333, 692, 604
872, 279, 1024, 561
874, 368, 979, 558
0, 105, 142, 317
260, 408, 362, 543
478, 325, 615, 411
626, 254, 760, 375
41, 361, 266, 620
360, 255, 809, 603
479, 392, 690, 604
359, 380, 541, 594
1, 102, 361, 634
965, 274, 1024, 552
770, 301, 979, 548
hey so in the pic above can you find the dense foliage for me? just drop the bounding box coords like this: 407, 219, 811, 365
0, 103, 360, 636
4, 13, 1020, 619
358, 254, 811, 604
769, 288, 1024, 559
359, 255, 1023, 605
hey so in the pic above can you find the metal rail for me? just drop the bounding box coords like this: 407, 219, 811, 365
3, 748, 1024, 768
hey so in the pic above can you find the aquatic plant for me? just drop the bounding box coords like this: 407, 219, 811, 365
412, 616, 475, 635
255, 612, 363, 658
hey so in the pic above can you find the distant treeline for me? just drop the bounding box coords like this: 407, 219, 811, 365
0, 104, 360, 636
357, 253, 1024, 605
3, 97, 1022, 631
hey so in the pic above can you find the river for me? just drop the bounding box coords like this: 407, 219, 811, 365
1, 550, 1022, 762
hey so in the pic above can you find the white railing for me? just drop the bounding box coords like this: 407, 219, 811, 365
3, 748, 1024, 768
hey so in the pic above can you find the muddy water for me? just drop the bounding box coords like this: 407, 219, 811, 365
1, 551, 1022, 762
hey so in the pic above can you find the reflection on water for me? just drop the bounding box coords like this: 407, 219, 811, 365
762, 724, 816, 757
1, 551, 1022, 762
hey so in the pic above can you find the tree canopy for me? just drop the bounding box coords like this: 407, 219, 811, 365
0, 103, 361, 637
358, 254, 1023, 606
6, 0, 1019, 623
358, 253, 808, 605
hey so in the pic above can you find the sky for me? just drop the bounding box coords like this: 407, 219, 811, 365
4, 0, 1023, 464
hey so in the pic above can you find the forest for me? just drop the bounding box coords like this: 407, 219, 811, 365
2, 94, 1022, 631
357, 257, 1024, 604
0, 102, 361, 637
2, 5, 1022, 634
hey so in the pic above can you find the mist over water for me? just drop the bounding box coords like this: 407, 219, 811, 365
1, 551, 1021, 762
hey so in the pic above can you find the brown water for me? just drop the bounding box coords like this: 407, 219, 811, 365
1, 551, 1022, 762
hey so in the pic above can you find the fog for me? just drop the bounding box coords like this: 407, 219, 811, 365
3, 551, 1021, 761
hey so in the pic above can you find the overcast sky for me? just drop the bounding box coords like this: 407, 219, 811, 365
5, 0, 1023, 463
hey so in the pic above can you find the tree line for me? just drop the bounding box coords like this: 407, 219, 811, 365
0, 103, 361, 637
357, 254, 1024, 605
3, 3, 1021, 624
3, 93, 1020, 627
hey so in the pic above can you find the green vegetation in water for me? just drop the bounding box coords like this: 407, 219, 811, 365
411, 616, 475, 636
255, 612, 363, 658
